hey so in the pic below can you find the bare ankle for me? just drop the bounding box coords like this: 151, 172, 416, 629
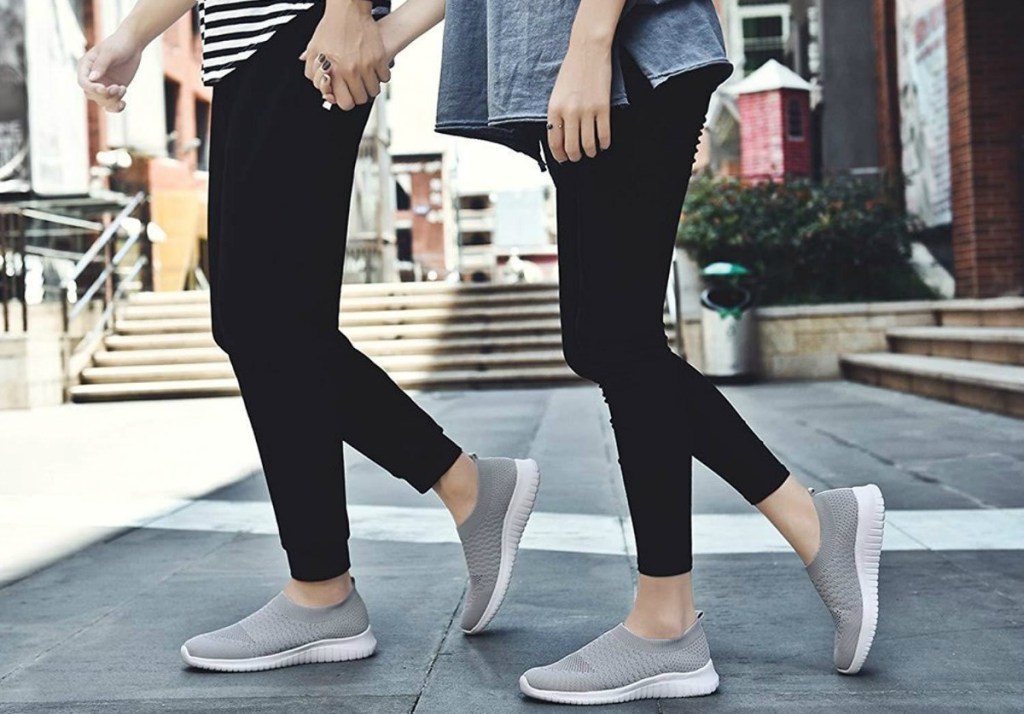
623, 607, 698, 640
433, 453, 479, 525
284, 571, 353, 607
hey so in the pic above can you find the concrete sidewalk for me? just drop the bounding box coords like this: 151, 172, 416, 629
1, 382, 1022, 712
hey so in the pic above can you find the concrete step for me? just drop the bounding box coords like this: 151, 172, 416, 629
116, 288, 561, 321
937, 297, 1024, 327
840, 352, 1024, 418
93, 347, 227, 367
81, 349, 571, 385
125, 282, 559, 306
95, 335, 566, 367
104, 332, 217, 351
887, 326, 1024, 365
69, 378, 242, 402
69, 366, 579, 402
112, 318, 566, 340
113, 305, 562, 335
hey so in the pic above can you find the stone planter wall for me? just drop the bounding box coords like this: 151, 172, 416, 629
0, 303, 104, 409
679, 300, 945, 379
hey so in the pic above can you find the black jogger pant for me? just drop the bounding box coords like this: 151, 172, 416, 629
540, 56, 792, 577
207, 6, 462, 582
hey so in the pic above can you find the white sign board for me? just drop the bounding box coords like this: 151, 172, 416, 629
24, 0, 91, 195
0, 0, 30, 193
896, 0, 951, 227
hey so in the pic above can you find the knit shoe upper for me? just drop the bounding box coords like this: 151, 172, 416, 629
457, 456, 539, 634
806, 485, 884, 674
520, 613, 719, 704
180, 585, 375, 671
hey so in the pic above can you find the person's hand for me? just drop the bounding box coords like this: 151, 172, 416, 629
376, 13, 402, 63
300, 0, 391, 111
77, 30, 143, 113
546, 32, 614, 163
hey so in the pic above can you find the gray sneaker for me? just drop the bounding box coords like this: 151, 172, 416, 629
519, 612, 719, 705
806, 484, 885, 675
180, 585, 376, 672
458, 456, 540, 634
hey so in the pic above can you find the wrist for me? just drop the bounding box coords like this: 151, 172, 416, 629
117, 15, 152, 49
568, 22, 615, 52
326, 0, 373, 17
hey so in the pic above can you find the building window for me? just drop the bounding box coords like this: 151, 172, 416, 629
733, 1, 790, 75
459, 194, 491, 211
164, 79, 180, 158
462, 231, 492, 246
195, 99, 211, 171
786, 98, 804, 140
396, 228, 412, 262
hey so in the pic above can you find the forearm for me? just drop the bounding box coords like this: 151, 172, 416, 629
383, 0, 446, 55
570, 0, 628, 48
118, 0, 195, 47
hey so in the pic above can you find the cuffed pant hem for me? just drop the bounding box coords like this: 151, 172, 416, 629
637, 559, 694, 578
407, 437, 464, 495
745, 461, 794, 507
286, 546, 352, 582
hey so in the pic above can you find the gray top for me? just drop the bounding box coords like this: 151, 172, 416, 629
434, 0, 733, 166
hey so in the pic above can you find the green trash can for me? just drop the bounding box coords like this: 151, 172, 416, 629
699, 262, 758, 380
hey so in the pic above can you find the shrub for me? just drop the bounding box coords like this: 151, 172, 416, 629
677, 176, 937, 306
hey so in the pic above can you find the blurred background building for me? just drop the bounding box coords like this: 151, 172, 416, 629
1, 0, 1021, 409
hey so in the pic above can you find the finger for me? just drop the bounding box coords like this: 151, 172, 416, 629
304, 49, 323, 81
362, 70, 381, 99
547, 117, 568, 164
580, 112, 599, 159
376, 59, 392, 84
87, 50, 110, 82
597, 108, 612, 151
344, 72, 369, 105
298, 50, 307, 61
77, 50, 97, 90
318, 71, 333, 99
563, 114, 583, 162
332, 80, 356, 111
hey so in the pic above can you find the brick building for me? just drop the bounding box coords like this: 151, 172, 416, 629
873, 0, 1023, 298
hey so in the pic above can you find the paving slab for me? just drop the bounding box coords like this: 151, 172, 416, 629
2, 380, 1023, 713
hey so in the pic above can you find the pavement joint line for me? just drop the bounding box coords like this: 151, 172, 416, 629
795, 417, 998, 510
411, 582, 465, 714
4, 497, 1023, 556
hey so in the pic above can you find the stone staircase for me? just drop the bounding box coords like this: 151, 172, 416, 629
840, 298, 1024, 418
70, 282, 579, 402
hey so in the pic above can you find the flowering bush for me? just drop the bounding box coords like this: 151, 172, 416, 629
678, 177, 936, 306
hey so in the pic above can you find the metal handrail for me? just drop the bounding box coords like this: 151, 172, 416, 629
67, 227, 145, 322
1, 193, 152, 342
80, 254, 148, 347
66, 191, 145, 285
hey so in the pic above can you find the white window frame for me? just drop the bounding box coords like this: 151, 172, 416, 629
724, 0, 792, 76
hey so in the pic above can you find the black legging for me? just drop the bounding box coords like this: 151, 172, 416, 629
206, 6, 462, 582
540, 56, 791, 576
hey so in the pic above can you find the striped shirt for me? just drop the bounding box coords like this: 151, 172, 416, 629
198, 0, 391, 86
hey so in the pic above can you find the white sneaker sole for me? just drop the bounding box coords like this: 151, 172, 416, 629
462, 458, 541, 635
519, 659, 720, 705
838, 484, 885, 675
180, 626, 377, 672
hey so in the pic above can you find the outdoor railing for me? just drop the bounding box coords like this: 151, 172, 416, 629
0, 192, 153, 395
0, 210, 27, 333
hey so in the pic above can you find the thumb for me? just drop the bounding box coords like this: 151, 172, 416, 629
88, 49, 110, 81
